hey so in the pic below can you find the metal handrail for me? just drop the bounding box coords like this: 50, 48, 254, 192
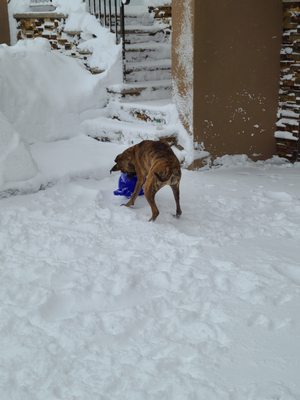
86, 0, 130, 79
86, 0, 130, 44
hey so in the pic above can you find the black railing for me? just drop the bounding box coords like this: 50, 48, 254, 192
86, 0, 130, 45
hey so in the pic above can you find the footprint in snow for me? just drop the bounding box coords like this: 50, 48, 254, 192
264, 191, 293, 202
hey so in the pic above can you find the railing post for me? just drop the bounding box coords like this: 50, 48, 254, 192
120, 0, 130, 81
120, 1, 126, 81
104, 0, 107, 27
99, 0, 102, 23
108, 0, 112, 31
114, 0, 118, 44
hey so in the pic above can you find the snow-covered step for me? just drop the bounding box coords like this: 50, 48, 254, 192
122, 24, 171, 44
125, 59, 171, 82
125, 42, 171, 62
107, 99, 175, 126
107, 80, 172, 102
82, 116, 179, 145
149, 5, 172, 19
101, 14, 154, 27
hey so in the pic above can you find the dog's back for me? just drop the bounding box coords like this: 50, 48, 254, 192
135, 140, 181, 183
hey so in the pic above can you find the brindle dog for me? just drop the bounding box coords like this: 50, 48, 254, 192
110, 140, 182, 221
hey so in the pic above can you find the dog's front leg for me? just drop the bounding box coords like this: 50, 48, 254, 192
125, 175, 144, 207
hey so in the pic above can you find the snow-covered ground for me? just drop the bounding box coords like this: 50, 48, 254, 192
1, 0, 300, 398
1, 137, 300, 399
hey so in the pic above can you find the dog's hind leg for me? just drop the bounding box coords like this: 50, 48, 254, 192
171, 183, 182, 218
144, 180, 160, 222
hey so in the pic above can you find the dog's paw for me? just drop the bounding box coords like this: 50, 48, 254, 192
173, 213, 182, 219
121, 202, 134, 208
149, 212, 159, 222
125, 200, 134, 207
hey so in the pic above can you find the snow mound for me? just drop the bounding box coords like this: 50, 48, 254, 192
0, 38, 115, 144
0, 112, 38, 189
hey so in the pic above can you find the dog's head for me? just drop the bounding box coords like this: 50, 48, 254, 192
110, 148, 136, 175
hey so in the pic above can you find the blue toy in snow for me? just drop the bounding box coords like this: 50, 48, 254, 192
113, 173, 144, 198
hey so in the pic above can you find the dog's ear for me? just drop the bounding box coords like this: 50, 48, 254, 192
123, 147, 134, 158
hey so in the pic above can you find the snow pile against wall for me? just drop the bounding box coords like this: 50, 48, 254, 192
65, 12, 121, 72
0, 37, 121, 144
54, 0, 120, 71
0, 112, 38, 190
8, 0, 121, 71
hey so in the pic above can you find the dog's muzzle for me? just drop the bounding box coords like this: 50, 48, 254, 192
110, 164, 120, 174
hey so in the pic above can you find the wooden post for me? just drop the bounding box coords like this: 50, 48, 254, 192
0, 0, 10, 45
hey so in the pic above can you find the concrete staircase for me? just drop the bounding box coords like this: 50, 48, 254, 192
82, 99, 180, 146
84, 4, 180, 149
107, 4, 172, 102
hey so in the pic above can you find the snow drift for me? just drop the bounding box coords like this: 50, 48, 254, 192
0, 38, 120, 144
0, 111, 38, 190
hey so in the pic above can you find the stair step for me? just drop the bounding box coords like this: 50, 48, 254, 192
107, 80, 172, 101
99, 13, 154, 27
124, 5, 157, 17
120, 24, 171, 44
148, 5, 172, 19
125, 32, 170, 44
82, 116, 179, 145
100, 6, 171, 26
125, 42, 171, 62
107, 99, 175, 126
63, 30, 81, 37
112, 23, 170, 33
125, 59, 171, 83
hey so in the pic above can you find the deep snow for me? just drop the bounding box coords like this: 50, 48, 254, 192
1, 1, 300, 398
1, 95, 300, 397
1, 137, 300, 399
0, 12, 121, 192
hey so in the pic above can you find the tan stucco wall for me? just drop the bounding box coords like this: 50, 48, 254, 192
173, 0, 282, 161
0, 0, 10, 45
194, 0, 282, 159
